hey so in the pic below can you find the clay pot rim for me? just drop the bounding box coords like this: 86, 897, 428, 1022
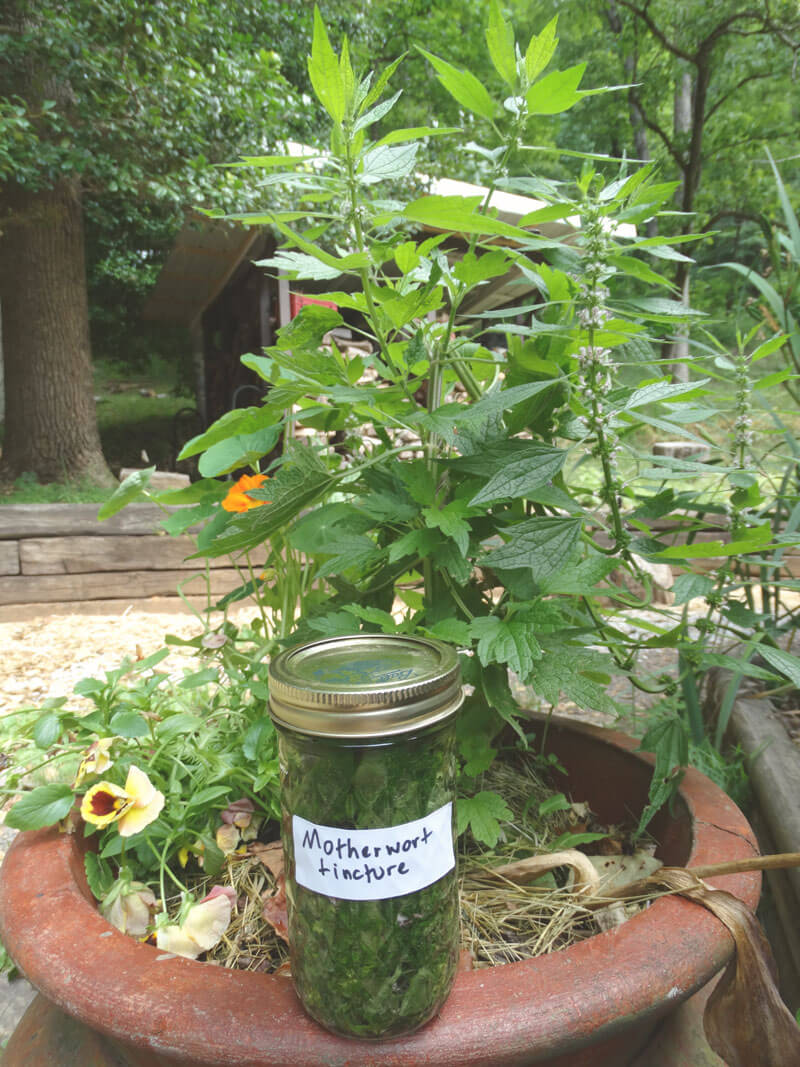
0, 716, 760, 1067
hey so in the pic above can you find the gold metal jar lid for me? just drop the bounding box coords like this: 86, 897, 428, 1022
267, 634, 463, 739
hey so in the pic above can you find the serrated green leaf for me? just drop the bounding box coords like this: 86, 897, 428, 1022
525, 63, 585, 115
263, 220, 371, 274
480, 664, 526, 741
636, 718, 688, 835
625, 297, 706, 319
453, 249, 512, 287
428, 618, 472, 646
607, 254, 672, 287
308, 7, 345, 122
459, 732, 497, 777
487, 0, 517, 86
289, 503, 373, 553
524, 16, 558, 82
539, 554, 616, 595
376, 125, 461, 146
751, 334, 789, 362
237, 151, 321, 168
316, 534, 381, 577
417, 49, 495, 119
397, 460, 437, 506
456, 790, 513, 847
387, 527, 439, 564
403, 195, 531, 240
470, 616, 542, 680
353, 89, 402, 133
5, 784, 75, 831
258, 250, 344, 280
343, 604, 399, 631
528, 648, 616, 714
362, 53, 405, 111
656, 523, 771, 559
360, 142, 418, 184
196, 446, 336, 558
469, 446, 566, 506
276, 305, 343, 351
487, 516, 580, 579
159, 499, 218, 537
624, 379, 708, 410
671, 573, 715, 605
423, 501, 471, 556
697, 652, 780, 683
306, 611, 361, 638
422, 381, 559, 441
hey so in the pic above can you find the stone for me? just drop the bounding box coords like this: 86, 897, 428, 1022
118, 468, 191, 490
652, 441, 711, 462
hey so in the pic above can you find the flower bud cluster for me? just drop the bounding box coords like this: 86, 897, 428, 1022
732, 348, 754, 451
574, 200, 619, 484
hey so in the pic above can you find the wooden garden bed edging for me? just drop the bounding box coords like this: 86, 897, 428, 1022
706, 666, 800, 1015
0, 503, 249, 608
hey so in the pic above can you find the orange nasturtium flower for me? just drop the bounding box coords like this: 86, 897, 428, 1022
221, 473, 270, 513
81, 765, 165, 837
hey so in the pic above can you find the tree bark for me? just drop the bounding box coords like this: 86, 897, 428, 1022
0, 178, 115, 486
669, 69, 694, 382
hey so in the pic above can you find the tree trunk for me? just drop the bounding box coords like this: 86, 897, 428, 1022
0, 178, 115, 486
605, 3, 657, 238
669, 69, 694, 383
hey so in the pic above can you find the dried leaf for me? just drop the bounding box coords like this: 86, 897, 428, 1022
653, 868, 800, 1067
261, 874, 289, 942
587, 851, 663, 894
249, 840, 285, 880
491, 849, 600, 894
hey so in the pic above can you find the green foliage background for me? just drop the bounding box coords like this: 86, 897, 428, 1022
3, 0, 795, 379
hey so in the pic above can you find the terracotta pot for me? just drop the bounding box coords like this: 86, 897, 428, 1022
0, 717, 759, 1066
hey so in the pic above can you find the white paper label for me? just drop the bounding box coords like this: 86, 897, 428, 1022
292, 802, 454, 901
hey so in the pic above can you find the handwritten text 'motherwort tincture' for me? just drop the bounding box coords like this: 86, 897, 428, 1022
292, 802, 454, 901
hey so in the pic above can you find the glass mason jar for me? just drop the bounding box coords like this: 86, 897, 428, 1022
268, 634, 463, 1040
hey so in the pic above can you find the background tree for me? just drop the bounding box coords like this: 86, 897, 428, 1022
507, 0, 799, 370
0, 0, 312, 486
4, 0, 798, 489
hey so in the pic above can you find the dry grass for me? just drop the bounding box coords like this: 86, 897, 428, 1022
195, 749, 649, 974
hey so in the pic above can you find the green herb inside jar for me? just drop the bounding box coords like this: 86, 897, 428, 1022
278, 723, 460, 1039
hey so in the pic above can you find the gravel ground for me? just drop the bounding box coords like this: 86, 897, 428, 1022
0, 603, 260, 714
0, 603, 681, 722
